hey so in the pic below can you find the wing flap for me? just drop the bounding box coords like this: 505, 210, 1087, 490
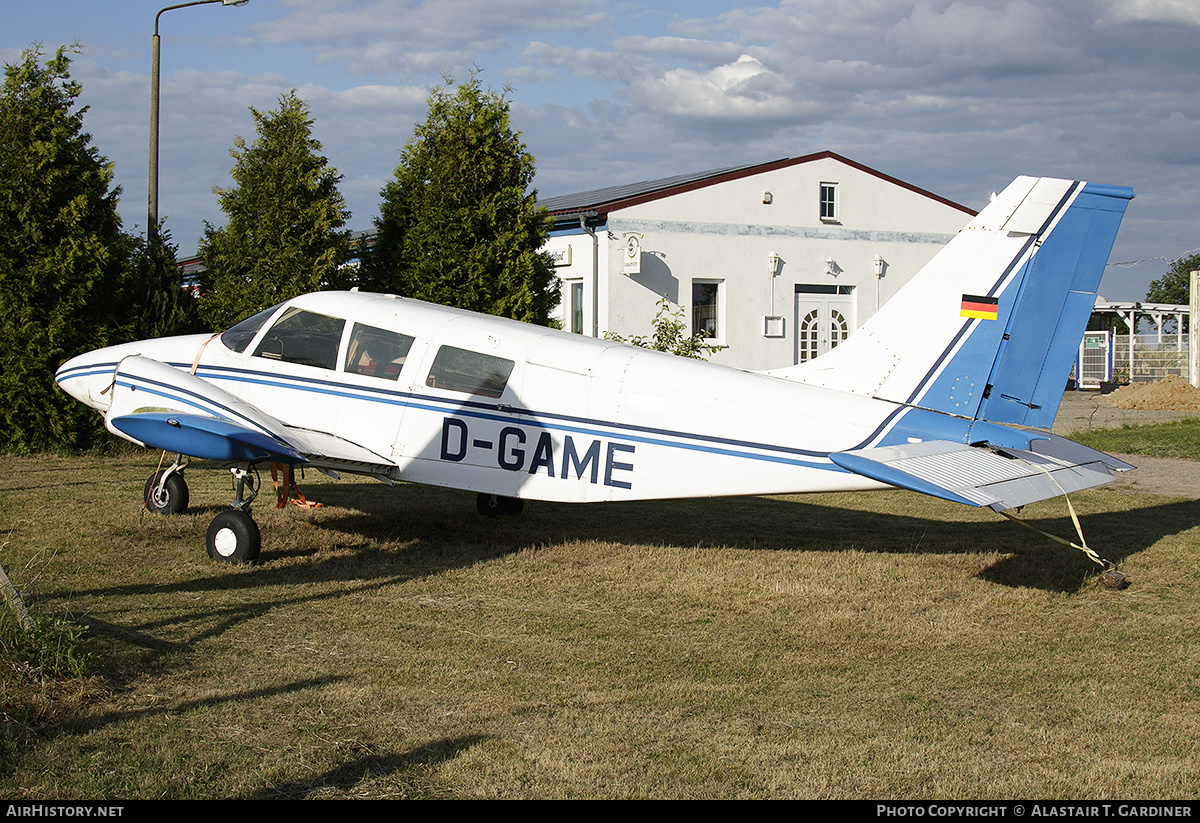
831, 439, 1131, 512
281, 426, 396, 474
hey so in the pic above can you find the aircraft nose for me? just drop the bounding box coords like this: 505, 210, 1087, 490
55, 353, 112, 412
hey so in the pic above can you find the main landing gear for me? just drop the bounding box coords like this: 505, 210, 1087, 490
476, 492, 524, 517
142, 457, 262, 565
144, 456, 189, 515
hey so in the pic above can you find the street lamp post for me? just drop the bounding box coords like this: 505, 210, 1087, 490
148, 0, 249, 239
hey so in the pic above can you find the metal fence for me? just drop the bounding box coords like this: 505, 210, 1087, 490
1113, 334, 1189, 383
1076, 331, 1190, 387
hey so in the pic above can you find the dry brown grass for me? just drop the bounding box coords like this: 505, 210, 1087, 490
1, 451, 1198, 798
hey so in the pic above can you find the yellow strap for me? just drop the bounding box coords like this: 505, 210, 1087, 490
997, 459, 1111, 570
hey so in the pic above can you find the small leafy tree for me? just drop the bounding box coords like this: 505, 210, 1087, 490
1145, 251, 1200, 306
0, 45, 127, 452
604, 296, 719, 360
361, 73, 558, 325
199, 91, 350, 329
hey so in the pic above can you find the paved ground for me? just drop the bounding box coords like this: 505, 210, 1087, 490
1050, 389, 1198, 436
1051, 390, 1200, 499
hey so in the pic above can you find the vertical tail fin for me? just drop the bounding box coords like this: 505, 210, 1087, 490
766, 176, 1133, 429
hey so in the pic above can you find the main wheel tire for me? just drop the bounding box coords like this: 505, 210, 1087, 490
477, 493, 504, 517
476, 493, 524, 517
206, 510, 261, 564
144, 471, 189, 515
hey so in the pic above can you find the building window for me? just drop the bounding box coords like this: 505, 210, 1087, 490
820, 182, 838, 222
570, 280, 584, 334
692, 280, 723, 341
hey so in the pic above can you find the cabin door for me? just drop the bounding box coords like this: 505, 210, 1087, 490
794, 286, 855, 364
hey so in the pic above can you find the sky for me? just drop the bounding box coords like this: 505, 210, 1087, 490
5, 0, 1199, 301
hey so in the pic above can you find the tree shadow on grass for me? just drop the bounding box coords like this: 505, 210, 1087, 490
248, 733, 492, 799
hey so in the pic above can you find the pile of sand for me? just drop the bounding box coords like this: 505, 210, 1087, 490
1102, 374, 1200, 410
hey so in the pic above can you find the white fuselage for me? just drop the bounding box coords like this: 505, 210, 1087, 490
59, 291, 898, 503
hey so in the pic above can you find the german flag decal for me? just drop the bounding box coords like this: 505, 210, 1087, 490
960, 294, 999, 320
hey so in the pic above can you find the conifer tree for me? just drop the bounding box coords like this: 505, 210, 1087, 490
122, 225, 200, 341
361, 74, 558, 325
199, 92, 350, 329
0, 45, 127, 452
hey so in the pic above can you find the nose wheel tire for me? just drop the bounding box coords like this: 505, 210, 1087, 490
206, 510, 261, 564
144, 471, 189, 515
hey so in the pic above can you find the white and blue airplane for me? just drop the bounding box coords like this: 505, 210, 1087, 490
56, 175, 1134, 564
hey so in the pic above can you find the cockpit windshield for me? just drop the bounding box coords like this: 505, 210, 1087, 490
220, 303, 285, 353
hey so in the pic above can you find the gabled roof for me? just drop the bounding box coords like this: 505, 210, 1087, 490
539, 150, 975, 219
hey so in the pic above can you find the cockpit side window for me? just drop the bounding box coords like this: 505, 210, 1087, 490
220, 303, 284, 353
343, 323, 415, 381
425, 345, 514, 399
252, 308, 345, 370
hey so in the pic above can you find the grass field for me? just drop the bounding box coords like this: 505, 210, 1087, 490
1, 447, 1198, 798
1071, 418, 1200, 462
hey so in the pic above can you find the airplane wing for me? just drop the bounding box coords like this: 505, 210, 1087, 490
103, 356, 395, 474
830, 437, 1134, 512
110, 412, 309, 464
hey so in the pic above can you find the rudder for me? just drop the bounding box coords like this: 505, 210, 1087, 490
974, 183, 1133, 427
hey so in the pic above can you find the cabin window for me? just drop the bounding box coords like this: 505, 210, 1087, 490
820, 182, 838, 222
252, 308, 345, 371
692, 280, 723, 342
425, 346, 514, 399
220, 303, 284, 353
343, 323, 415, 381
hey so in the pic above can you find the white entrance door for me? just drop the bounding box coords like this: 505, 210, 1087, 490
794, 286, 855, 364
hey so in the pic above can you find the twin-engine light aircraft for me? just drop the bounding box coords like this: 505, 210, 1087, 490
57, 175, 1134, 564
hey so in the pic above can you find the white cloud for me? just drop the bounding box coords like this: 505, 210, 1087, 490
628, 54, 800, 123
887, 1, 1085, 74
257, 0, 608, 78
1099, 0, 1200, 27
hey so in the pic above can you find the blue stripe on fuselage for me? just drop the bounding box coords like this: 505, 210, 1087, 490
190, 362, 880, 471
75, 358, 917, 473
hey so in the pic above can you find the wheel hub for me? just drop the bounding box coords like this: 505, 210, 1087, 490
213, 527, 239, 557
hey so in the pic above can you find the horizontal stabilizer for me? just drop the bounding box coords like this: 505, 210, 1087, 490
830, 438, 1132, 512
111, 413, 309, 464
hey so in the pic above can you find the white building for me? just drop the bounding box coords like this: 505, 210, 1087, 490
541, 151, 976, 371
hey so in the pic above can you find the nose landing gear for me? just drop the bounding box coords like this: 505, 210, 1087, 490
205, 464, 262, 564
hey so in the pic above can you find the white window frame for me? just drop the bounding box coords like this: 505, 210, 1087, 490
819, 182, 839, 223
691, 279, 725, 345
563, 278, 585, 335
